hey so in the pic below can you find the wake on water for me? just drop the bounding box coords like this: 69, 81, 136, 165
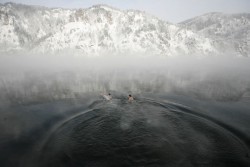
0, 94, 249, 167
0, 54, 250, 166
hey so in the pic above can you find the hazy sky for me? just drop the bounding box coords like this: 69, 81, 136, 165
0, 0, 249, 22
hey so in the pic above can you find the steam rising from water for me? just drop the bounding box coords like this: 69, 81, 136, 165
0, 53, 250, 166
0, 53, 250, 105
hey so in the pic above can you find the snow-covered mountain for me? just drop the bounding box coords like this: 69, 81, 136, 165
0, 2, 248, 57
0, 2, 217, 56
179, 13, 250, 57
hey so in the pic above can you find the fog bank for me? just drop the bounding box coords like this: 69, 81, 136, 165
0, 53, 250, 105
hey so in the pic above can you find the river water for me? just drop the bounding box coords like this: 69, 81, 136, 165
0, 93, 249, 167
0, 55, 250, 166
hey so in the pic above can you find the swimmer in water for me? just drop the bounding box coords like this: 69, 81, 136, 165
128, 94, 134, 102
101, 93, 112, 101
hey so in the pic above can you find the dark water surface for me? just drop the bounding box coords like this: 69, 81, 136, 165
0, 94, 250, 167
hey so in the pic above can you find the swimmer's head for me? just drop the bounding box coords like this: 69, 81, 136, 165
129, 95, 131, 97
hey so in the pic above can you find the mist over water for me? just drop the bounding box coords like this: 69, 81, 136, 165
0, 53, 250, 167
0, 53, 250, 105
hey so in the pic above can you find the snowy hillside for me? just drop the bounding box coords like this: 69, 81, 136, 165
0, 2, 217, 56
0, 3, 73, 52
0, 3, 249, 57
179, 13, 250, 57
